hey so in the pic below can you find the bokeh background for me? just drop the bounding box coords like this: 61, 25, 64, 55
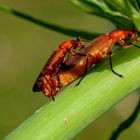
0, 0, 139, 139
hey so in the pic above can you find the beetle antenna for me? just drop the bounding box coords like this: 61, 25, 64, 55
76, 36, 80, 41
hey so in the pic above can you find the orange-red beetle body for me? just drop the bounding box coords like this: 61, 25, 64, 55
60, 29, 138, 85
33, 37, 83, 99
33, 29, 139, 99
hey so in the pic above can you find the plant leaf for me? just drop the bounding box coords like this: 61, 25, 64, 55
129, 0, 140, 12
3, 45, 140, 140
0, 4, 98, 40
70, 0, 134, 29
109, 98, 140, 140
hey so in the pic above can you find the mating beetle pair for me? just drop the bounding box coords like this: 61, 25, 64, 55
33, 29, 139, 100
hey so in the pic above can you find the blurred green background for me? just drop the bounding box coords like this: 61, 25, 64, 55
0, 0, 139, 139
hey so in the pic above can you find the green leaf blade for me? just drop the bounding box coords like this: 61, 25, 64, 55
3, 46, 140, 140
0, 4, 98, 40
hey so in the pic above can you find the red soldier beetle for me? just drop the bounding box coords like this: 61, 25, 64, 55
32, 37, 83, 100
33, 29, 140, 100
59, 29, 140, 86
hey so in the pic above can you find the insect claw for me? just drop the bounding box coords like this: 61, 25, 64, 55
52, 95, 55, 101
113, 71, 124, 78
75, 82, 80, 87
50, 91, 55, 101
75, 76, 85, 86
118, 74, 124, 78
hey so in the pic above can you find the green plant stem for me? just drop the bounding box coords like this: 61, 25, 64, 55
3, 45, 140, 140
0, 4, 98, 39
109, 98, 140, 140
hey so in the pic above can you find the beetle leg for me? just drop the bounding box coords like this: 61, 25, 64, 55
108, 54, 123, 78
118, 39, 131, 46
75, 54, 93, 86
50, 90, 55, 101
118, 38, 140, 48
